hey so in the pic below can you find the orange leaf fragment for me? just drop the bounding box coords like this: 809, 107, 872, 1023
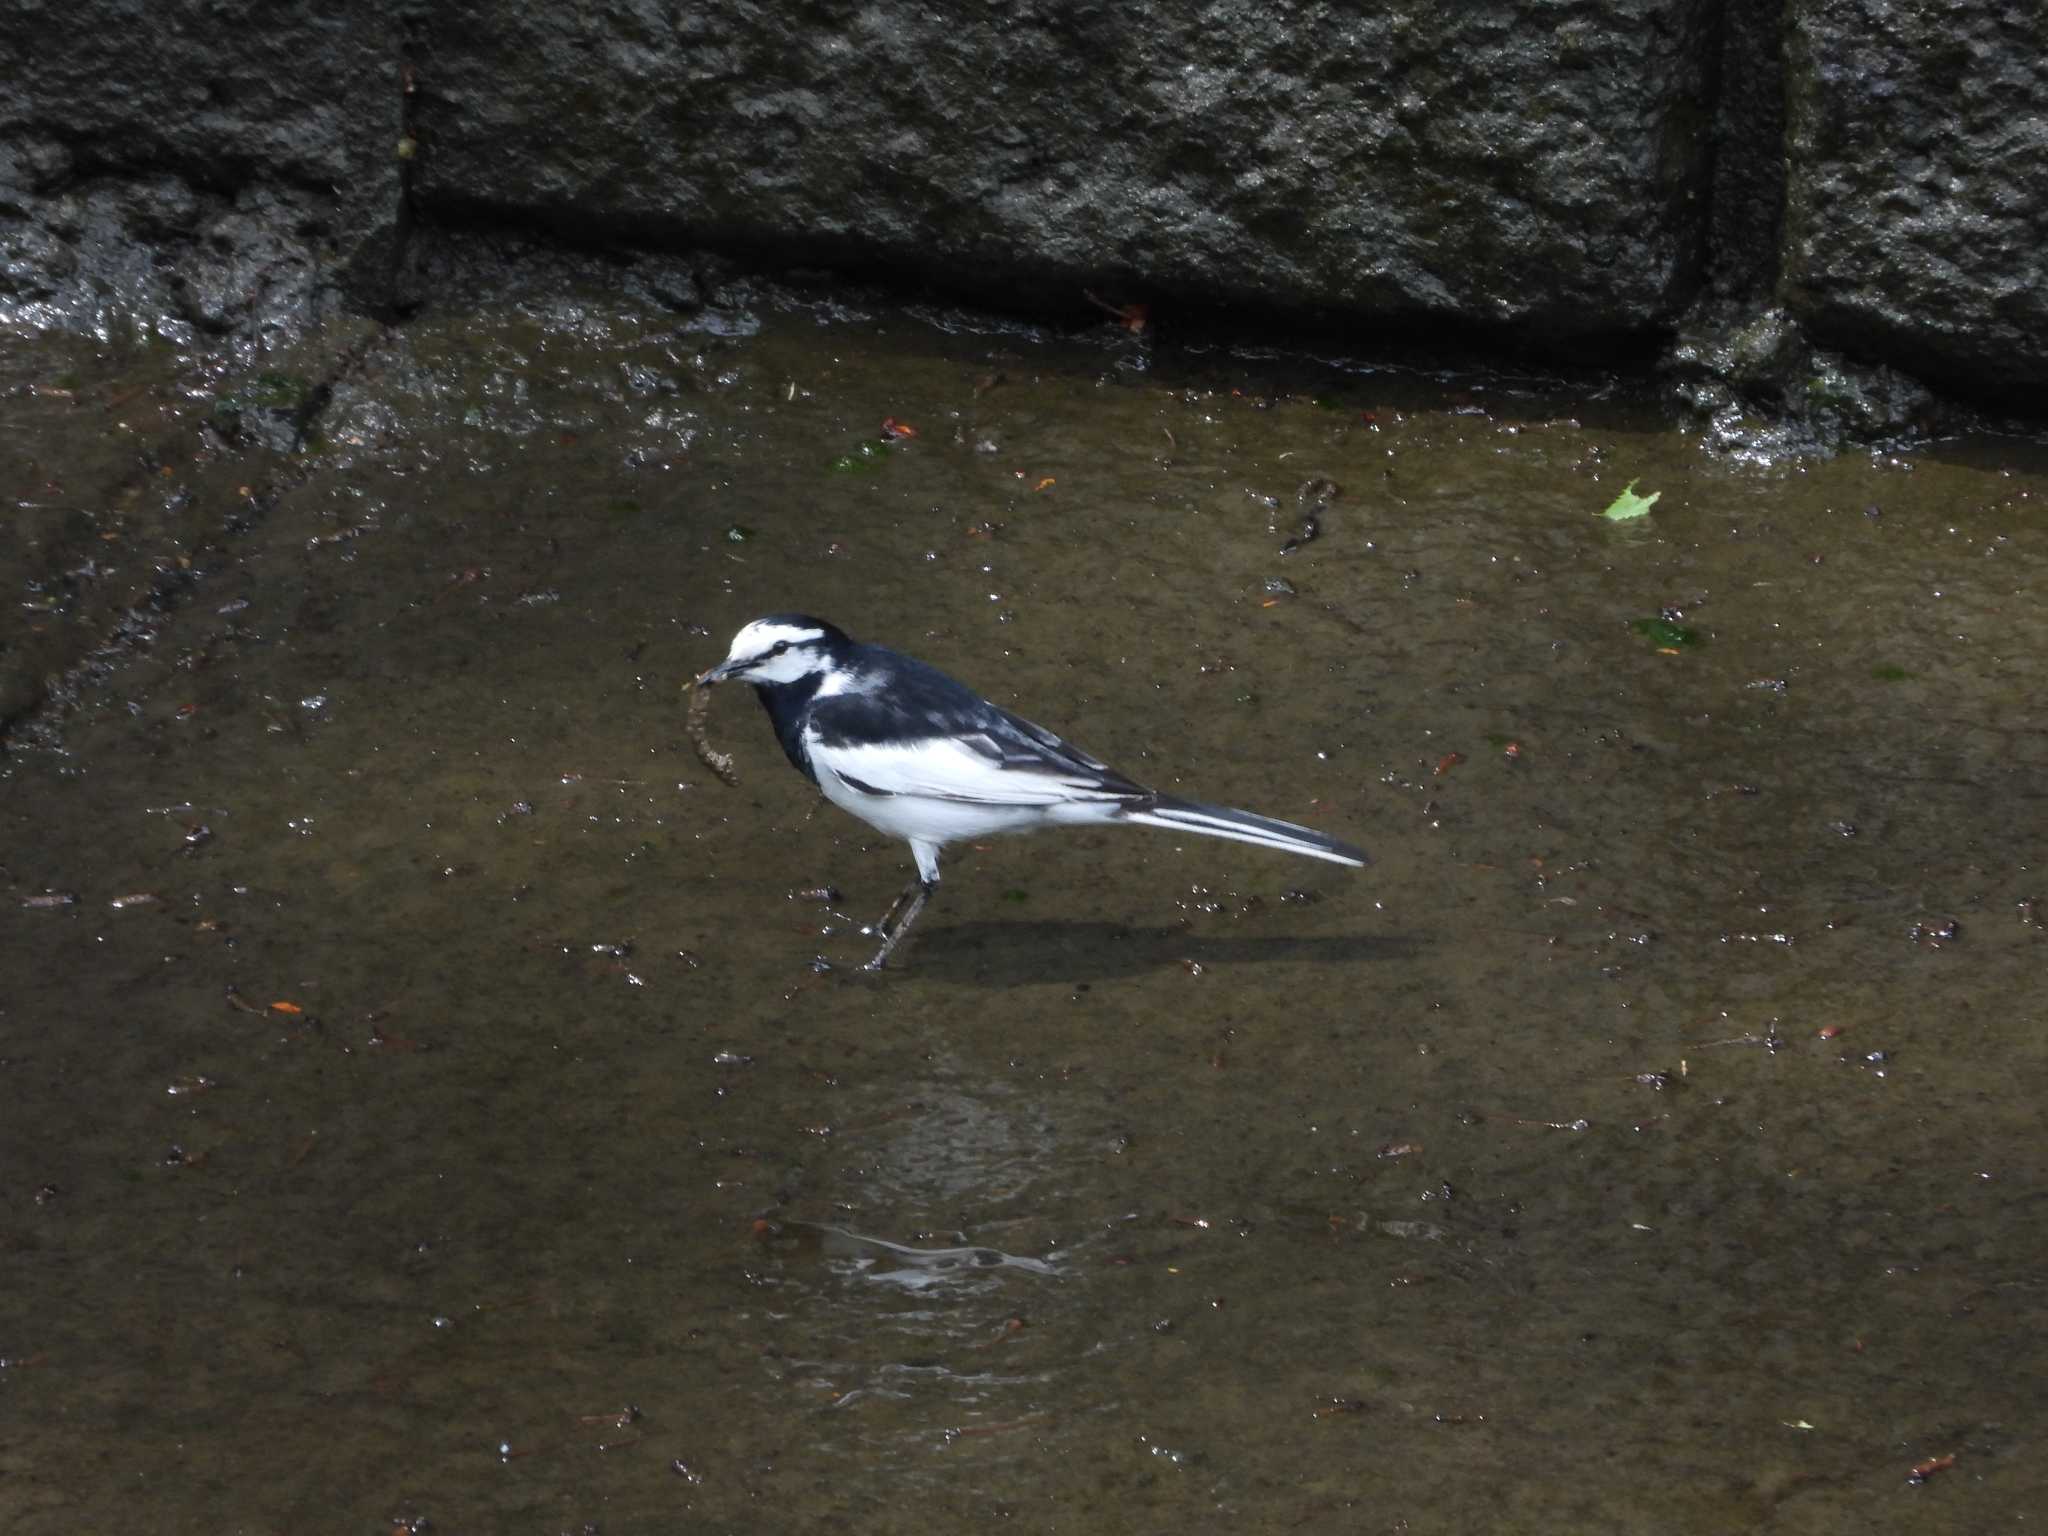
880, 417, 918, 440
1082, 289, 1151, 334
1908, 1453, 1956, 1484
1434, 752, 1465, 777
1032, 477, 1056, 492
269, 1000, 303, 1015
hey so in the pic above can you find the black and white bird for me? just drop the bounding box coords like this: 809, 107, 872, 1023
696, 614, 1367, 969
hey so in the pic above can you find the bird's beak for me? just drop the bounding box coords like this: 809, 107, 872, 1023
695, 659, 740, 687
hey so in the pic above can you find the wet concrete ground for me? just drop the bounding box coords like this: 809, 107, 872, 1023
3, 284, 2046, 1533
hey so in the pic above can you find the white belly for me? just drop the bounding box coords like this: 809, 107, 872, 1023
814, 760, 1052, 848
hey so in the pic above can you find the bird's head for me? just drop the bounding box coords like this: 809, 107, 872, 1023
697, 614, 850, 688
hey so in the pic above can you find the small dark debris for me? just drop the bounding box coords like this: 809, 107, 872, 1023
1280, 476, 1338, 553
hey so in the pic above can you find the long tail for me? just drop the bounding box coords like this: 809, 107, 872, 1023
1119, 795, 1368, 868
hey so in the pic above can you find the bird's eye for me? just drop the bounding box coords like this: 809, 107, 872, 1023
767, 641, 789, 657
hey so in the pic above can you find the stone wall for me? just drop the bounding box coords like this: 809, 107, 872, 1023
411, 0, 1717, 339
3, 0, 2044, 400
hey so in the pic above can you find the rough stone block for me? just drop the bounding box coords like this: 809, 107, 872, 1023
413, 0, 1720, 339
1784, 0, 2048, 389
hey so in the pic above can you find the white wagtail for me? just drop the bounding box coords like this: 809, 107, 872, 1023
696, 614, 1367, 969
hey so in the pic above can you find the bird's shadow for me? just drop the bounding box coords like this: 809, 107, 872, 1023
878, 918, 1417, 986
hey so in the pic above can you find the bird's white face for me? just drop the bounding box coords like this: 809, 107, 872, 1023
700, 618, 835, 687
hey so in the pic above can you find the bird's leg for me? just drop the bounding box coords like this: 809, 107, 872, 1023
861, 842, 944, 972
862, 877, 935, 971
870, 875, 923, 938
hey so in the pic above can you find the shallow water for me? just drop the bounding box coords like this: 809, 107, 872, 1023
3, 288, 2046, 1533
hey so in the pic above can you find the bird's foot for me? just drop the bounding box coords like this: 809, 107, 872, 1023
857, 936, 901, 973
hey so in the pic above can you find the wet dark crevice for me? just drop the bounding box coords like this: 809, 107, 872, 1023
1700, 0, 1788, 302
382, 15, 425, 319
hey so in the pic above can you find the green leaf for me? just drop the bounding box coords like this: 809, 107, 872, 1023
1631, 617, 1701, 649
828, 440, 893, 475
1601, 479, 1661, 521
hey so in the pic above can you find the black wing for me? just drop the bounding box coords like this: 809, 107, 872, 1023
806, 647, 1151, 803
